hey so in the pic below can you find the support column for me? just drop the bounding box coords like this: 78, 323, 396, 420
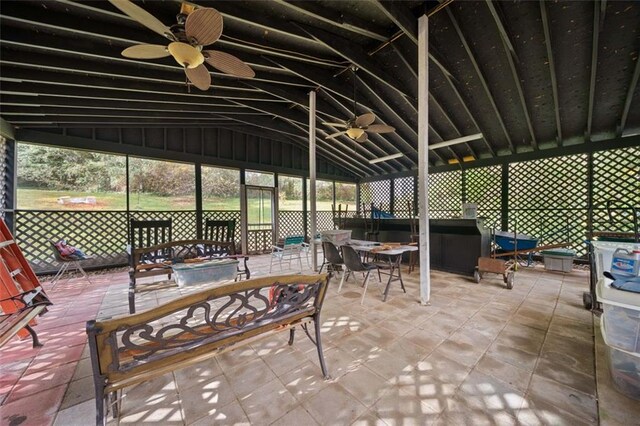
501, 164, 509, 231
309, 90, 318, 271
302, 176, 308, 239
195, 162, 203, 239
418, 14, 431, 305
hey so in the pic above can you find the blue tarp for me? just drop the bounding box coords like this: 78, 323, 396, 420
371, 207, 395, 219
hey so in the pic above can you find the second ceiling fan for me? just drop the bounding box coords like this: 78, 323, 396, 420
109, 0, 255, 91
323, 66, 395, 143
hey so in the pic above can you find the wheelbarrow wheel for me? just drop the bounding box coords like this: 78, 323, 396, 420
583, 292, 593, 310
473, 268, 481, 284
505, 272, 514, 289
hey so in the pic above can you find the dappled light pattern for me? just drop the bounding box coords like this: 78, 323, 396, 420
0, 253, 613, 425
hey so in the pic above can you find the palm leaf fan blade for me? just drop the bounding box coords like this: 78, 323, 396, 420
185, 8, 223, 46
185, 64, 211, 91
204, 51, 255, 78
122, 44, 169, 59
366, 124, 395, 134
325, 130, 348, 139
355, 112, 375, 127
108, 0, 171, 37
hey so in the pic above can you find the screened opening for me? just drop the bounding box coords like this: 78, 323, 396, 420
128, 157, 195, 211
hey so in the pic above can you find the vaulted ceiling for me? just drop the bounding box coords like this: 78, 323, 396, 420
1, 0, 639, 178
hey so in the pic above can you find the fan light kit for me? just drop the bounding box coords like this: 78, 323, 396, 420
322, 66, 395, 143
109, 0, 255, 91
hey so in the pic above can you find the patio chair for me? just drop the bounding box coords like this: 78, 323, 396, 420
204, 219, 250, 280
319, 241, 347, 291
340, 245, 380, 305
49, 241, 92, 289
128, 219, 172, 313
269, 235, 305, 273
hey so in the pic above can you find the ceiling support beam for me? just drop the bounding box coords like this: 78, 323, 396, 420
587, 0, 601, 141
446, 8, 514, 153
619, 49, 640, 135
486, 1, 537, 150
372, 1, 418, 45
539, 1, 563, 146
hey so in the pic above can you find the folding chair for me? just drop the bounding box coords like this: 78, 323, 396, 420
269, 235, 305, 273
49, 241, 92, 289
340, 245, 380, 305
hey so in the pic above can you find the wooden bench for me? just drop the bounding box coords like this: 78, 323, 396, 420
88, 273, 330, 425
128, 239, 249, 314
0, 290, 51, 348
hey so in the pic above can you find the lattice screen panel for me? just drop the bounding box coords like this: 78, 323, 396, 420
307, 210, 335, 237
130, 211, 198, 241
279, 211, 305, 239
466, 165, 502, 227
394, 176, 415, 218
428, 170, 462, 219
592, 146, 640, 234
15, 210, 129, 273
359, 180, 391, 210
508, 154, 589, 256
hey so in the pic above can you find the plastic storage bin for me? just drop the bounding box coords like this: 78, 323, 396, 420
602, 319, 640, 400
602, 304, 640, 353
541, 248, 575, 272
172, 259, 238, 287
320, 230, 352, 246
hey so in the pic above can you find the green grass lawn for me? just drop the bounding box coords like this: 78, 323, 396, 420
17, 189, 349, 212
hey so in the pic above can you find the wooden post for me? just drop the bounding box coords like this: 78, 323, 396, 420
418, 14, 431, 305
309, 90, 318, 271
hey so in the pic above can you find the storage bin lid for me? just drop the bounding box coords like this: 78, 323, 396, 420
541, 248, 575, 257
172, 258, 238, 271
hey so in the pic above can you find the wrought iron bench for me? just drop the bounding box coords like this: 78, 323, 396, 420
0, 289, 51, 348
128, 239, 239, 314
88, 273, 331, 426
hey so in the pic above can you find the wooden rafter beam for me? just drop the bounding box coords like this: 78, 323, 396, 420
372, 0, 418, 45
486, 1, 537, 150
296, 24, 414, 100
587, 0, 601, 140
446, 8, 514, 153
539, 0, 563, 146
619, 50, 640, 135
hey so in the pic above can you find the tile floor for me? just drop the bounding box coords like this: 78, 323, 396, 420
1, 255, 638, 425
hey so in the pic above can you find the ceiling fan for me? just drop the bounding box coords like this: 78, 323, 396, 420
108, 0, 255, 91
322, 66, 395, 143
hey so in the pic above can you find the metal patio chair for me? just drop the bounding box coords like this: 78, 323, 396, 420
340, 245, 382, 305
49, 241, 92, 289
269, 235, 305, 273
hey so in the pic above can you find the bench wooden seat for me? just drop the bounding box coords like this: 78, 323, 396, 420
0, 304, 47, 348
88, 274, 330, 425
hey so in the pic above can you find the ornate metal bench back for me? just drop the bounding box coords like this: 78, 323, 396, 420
87, 274, 329, 382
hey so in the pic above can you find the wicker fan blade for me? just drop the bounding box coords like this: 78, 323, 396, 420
355, 112, 375, 127
365, 124, 395, 134
109, 0, 171, 38
185, 64, 211, 91
122, 44, 169, 59
355, 133, 368, 143
325, 130, 348, 139
185, 8, 223, 46
322, 122, 348, 128
204, 51, 255, 78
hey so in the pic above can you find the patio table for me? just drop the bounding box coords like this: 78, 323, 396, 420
345, 241, 418, 301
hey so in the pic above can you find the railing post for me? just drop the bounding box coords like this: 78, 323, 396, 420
195, 162, 203, 239
302, 176, 308, 239
389, 178, 395, 215
587, 152, 594, 239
